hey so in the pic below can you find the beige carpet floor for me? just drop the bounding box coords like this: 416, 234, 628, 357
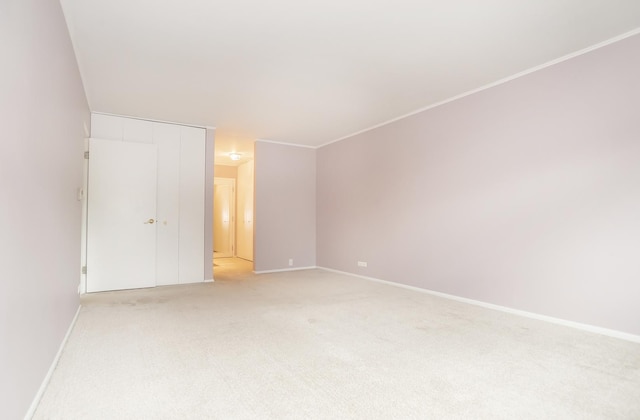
34, 269, 640, 419
212, 257, 254, 278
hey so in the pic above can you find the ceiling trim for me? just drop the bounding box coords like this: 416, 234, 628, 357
317, 26, 640, 150
256, 139, 318, 149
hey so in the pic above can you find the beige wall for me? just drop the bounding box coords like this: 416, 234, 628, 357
213, 178, 235, 255
0, 0, 90, 417
214, 165, 238, 179
236, 161, 254, 261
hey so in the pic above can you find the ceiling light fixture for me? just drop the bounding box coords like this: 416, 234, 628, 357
229, 152, 242, 161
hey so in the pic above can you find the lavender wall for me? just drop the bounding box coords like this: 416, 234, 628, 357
255, 142, 316, 271
317, 34, 640, 336
0, 0, 89, 418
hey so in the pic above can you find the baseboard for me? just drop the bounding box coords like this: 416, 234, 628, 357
204, 278, 214, 283
317, 267, 640, 344
24, 305, 82, 420
254, 266, 317, 274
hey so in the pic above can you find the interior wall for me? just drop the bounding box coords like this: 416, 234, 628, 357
255, 142, 316, 271
0, 0, 90, 418
214, 164, 238, 179
204, 129, 215, 280
317, 33, 640, 336
213, 178, 235, 256
236, 160, 254, 261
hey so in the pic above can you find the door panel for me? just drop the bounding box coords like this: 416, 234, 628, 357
123, 118, 153, 143
178, 126, 205, 283
90, 114, 123, 141
87, 138, 157, 292
153, 123, 181, 286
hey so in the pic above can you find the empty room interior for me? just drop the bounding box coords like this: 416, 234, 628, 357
3, 1, 640, 418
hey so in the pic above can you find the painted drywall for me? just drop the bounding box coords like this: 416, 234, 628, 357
236, 160, 254, 261
213, 178, 235, 256
255, 142, 316, 271
214, 165, 238, 179
0, 0, 89, 418
205, 129, 215, 280
317, 33, 640, 336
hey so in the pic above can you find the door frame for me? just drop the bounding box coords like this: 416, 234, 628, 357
80, 138, 90, 294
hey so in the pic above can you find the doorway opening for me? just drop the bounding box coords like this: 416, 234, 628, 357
213, 177, 235, 258
213, 138, 255, 278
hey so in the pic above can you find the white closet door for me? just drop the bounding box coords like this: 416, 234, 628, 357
87, 138, 157, 292
179, 126, 205, 283
91, 114, 123, 140
123, 118, 153, 143
153, 122, 181, 286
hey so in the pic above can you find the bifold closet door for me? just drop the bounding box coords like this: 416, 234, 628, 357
88, 113, 206, 287
86, 138, 158, 292
179, 126, 206, 283
153, 123, 181, 286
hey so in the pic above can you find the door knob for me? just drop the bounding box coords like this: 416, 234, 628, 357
144, 218, 155, 224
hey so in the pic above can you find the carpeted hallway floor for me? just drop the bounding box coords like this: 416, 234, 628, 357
33, 269, 640, 419
213, 256, 253, 279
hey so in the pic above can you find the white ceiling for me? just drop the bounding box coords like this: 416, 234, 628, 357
61, 1, 640, 148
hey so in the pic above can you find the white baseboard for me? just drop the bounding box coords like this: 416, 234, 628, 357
318, 267, 640, 344
204, 278, 214, 283
24, 305, 82, 420
254, 266, 318, 274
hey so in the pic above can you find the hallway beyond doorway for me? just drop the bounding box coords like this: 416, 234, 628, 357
213, 257, 253, 279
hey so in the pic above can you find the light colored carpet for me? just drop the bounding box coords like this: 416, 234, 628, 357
212, 257, 253, 278
34, 269, 640, 419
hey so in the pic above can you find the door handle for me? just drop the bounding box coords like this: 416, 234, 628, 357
144, 218, 156, 224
